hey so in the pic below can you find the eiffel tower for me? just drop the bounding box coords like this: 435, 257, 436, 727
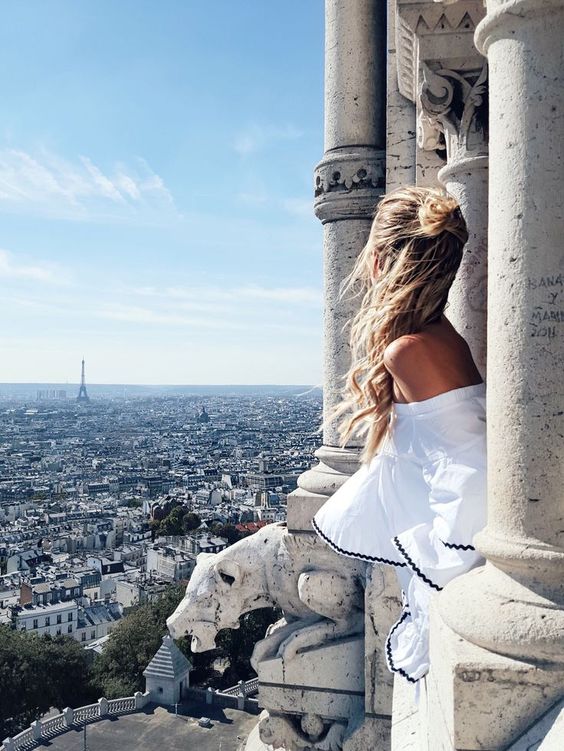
77, 358, 90, 402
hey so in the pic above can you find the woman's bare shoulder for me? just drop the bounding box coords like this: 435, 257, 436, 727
383, 334, 428, 376
384, 317, 466, 376
383, 320, 482, 403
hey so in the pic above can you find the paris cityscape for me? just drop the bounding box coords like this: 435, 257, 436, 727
0, 364, 322, 647
1, 0, 561, 747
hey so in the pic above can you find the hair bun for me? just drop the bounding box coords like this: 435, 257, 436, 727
418, 191, 461, 238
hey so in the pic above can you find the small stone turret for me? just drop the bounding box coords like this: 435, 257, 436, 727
143, 634, 192, 706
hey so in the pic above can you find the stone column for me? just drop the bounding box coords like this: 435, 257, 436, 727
288, 0, 386, 532
421, 61, 489, 376
425, 0, 564, 746
386, 0, 416, 193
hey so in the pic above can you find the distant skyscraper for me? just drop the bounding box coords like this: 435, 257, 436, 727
77, 359, 90, 402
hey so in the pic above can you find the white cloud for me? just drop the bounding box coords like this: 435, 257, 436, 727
96, 282, 322, 338
0, 249, 68, 285
96, 300, 319, 336
80, 157, 125, 202
129, 283, 322, 308
234, 123, 304, 156
96, 304, 237, 329
235, 285, 321, 306
0, 148, 177, 222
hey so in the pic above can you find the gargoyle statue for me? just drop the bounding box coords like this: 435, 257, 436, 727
167, 522, 365, 666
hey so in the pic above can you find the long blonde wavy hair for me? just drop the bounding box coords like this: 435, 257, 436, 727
325, 185, 469, 466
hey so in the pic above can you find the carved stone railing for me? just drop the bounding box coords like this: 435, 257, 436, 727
180, 682, 261, 714
73, 703, 99, 722
39, 713, 66, 737
107, 696, 136, 714
1, 692, 151, 751
221, 678, 258, 697
242, 677, 259, 696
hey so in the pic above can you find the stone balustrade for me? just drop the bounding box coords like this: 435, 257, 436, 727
73, 703, 100, 723
0, 691, 151, 751
107, 697, 137, 714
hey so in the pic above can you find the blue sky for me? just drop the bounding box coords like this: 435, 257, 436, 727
0, 1, 325, 385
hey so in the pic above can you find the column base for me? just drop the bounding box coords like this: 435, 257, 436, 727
438, 563, 564, 665
287, 445, 360, 532
423, 597, 564, 750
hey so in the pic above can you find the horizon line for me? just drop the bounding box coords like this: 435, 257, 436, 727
0, 381, 322, 388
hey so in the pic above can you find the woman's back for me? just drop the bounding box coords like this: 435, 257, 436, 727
384, 316, 483, 404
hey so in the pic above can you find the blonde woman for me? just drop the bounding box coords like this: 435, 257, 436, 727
312, 186, 487, 685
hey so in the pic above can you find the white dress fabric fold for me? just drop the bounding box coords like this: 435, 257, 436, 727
312, 382, 487, 684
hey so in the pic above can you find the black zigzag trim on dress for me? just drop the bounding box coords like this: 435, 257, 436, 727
440, 539, 476, 551
392, 536, 442, 592
312, 518, 407, 567
385, 608, 418, 684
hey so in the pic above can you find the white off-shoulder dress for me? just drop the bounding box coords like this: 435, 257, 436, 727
312, 382, 487, 684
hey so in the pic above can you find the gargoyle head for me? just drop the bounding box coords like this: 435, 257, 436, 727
166, 551, 249, 652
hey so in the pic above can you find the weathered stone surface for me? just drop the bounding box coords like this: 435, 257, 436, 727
258, 636, 364, 717
390, 678, 419, 751
440, 157, 488, 376
386, 0, 416, 193
363, 565, 401, 720
426, 598, 564, 750
508, 697, 564, 751
439, 0, 564, 664
323, 0, 385, 153
287, 446, 361, 533
168, 523, 365, 663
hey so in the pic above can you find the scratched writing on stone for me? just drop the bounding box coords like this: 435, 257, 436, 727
527, 274, 563, 339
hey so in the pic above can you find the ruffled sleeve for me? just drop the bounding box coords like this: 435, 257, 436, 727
391, 523, 482, 591
390, 452, 487, 591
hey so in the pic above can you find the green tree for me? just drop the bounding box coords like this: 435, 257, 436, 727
149, 517, 161, 539
213, 608, 280, 686
182, 512, 201, 532
41, 634, 98, 709
91, 606, 161, 696
210, 523, 248, 546
0, 627, 95, 739
91, 584, 186, 697
0, 626, 49, 738
158, 506, 185, 536
153, 508, 201, 537
124, 497, 143, 508
151, 584, 187, 624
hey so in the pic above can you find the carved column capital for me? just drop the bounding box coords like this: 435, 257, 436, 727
396, 0, 486, 102
396, 0, 488, 163
418, 61, 488, 164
